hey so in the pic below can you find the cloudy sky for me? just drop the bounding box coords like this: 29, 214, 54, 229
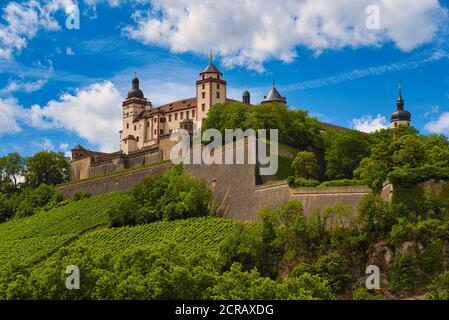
1, 0, 449, 155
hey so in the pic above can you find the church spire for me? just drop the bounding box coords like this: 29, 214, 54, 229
396, 82, 404, 110
391, 82, 411, 128
128, 73, 144, 99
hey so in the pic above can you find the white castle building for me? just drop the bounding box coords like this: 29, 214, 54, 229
119, 55, 288, 155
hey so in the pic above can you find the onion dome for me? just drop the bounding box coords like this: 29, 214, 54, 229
127, 75, 144, 99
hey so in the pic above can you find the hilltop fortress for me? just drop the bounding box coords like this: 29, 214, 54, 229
72, 55, 413, 181
65, 57, 413, 221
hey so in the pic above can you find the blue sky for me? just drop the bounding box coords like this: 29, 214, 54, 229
1, 0, 449, 156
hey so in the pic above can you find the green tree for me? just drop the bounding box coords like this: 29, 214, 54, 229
109, 165, 213, 227
390, 135, 427, 168
0, 193, 14, 222
357, 194, 396, 235
0, 153, 25, 190
25, 152, 70, 187
323, 130, 372, 180
292, 151, 319, 180
201, 101, 250, 138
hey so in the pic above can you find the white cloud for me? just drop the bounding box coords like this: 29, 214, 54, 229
124, 0, 447, 71
60, 143, 69, 150
66, 47, 75, 56
0, 98, 23, 135
0, 0, 77, 59
352, 114, 388, 133
1, 78, 48, 95
425, 112, 449, 135
422, 105, 440, 118
32, 138, 55, 151
29, 81, 124, 152
283, 49, 449, 92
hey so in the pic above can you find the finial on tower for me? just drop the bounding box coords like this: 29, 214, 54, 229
209, 50, 213, 63
398, 82, 402, 99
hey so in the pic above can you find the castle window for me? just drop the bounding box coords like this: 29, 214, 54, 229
217, 84, 220, 89
202, 104, 205, 112
217, 75, 221, 80
137, 137, 139, 142
169, 115, 172, 122
127, 123, 129, 129
202, 84, 205, 90
192, 110, 196, 118
147, 122, 150, 127
175, 113, 178, 121
154, 130, 157, 135
134, 125, 137, 131
180, 112, 184, 120
186, 111, 190, 119
202, 92, 206, 99
202, 75, 205, 80
160, 129, 163, 135
154, 118, 157, 123
217, 92, 220, 99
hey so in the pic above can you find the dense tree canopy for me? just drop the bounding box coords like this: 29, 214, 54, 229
0, 153, 25, 194
322, 130, 372, 180
108, 165, 213, 227
354, 128, 449, 190
292, 151, 320, 180
202, 101, 323, 150
25, 152, 71, 187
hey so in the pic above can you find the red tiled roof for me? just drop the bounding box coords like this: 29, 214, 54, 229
134, 97, 197, 122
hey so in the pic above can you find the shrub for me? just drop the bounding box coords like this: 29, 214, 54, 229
319, 179, 367, 187
13, 184, 65, 218
108, 194, 141, 227
357, 194, 396, 235
210, 263, 277, 300
0, 193, 14, 223
278, 273, 335, 300
352, 287, 383, 300
291, 151, 319, 180
388, 165, 449, 188
388, 218, 418, 246
290, 254, 351, 294
387, 254, 422, 293
427, 271, 449, 300
72, 191, 92, 201
287, 177, 320, 188
108, 165, 213, 227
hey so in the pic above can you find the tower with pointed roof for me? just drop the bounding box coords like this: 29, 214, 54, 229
243, 89, 251, 104
120, 74, 149, 153
262, 82, 287, 104
196, 51, 227, 128
391, 83, 411, 128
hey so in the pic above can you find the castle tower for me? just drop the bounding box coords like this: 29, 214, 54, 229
243, 89, 251, 104
391, 83, 411, 128
262, 82, 287, 104
120, 75, 149, 154
196, 51, 227, 129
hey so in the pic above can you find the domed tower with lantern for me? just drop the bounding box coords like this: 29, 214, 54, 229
391, 83, 411, 128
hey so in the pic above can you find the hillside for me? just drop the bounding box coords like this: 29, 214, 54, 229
0, 192, 253, 272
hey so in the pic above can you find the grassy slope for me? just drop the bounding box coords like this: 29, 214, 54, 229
0, 193, 126, 270
75, 217, 255, 257
0, 193, 253, 271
